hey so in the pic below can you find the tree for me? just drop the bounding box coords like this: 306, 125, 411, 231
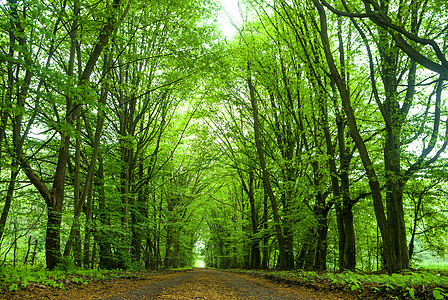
312, 0, 448, 272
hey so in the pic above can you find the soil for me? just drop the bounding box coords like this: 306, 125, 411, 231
1, 268, 355, 300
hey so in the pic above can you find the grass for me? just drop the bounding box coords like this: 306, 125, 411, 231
414, 260, 448, 274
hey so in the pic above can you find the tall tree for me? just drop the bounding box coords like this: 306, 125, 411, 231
2, 0, 126, 269
312, 0, 448, 272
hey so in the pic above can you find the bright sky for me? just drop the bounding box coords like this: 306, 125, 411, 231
217, 0, 244, 38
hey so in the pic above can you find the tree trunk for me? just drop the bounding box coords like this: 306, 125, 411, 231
131, 214, 143, 263
164, 195, 174, 269
65, 46, 111, 263
338, 117, 356, 270
342, 203, 356, 270
145, 237, 155, 269
313, 198, 329, 271
247, 62, 289, 270
299, 228, 318, 270
312, 0, 402, 272
380, 12, 410, 270
261, 194, 269, 269
19, 133, 71, 270
96, 159, 114, 269
45, 206, 63, 269
0, 168, 19, 243
83, 191, 93, 267
164, 226, 175, 268
241, 171, 261, 269
131, 154, 147, 263
63, 116, 82, 265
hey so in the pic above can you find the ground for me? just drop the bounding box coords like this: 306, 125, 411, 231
1, 268, 356, 300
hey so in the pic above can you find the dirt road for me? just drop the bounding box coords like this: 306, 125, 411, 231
2, 268, 353, 300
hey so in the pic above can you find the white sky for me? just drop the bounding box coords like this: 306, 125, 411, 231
217, 0, 244, 38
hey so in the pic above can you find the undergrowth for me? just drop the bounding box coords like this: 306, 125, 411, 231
232, 269, 448, 299
0, 265, 139, 292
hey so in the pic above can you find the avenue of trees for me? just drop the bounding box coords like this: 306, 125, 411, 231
0, 0, 447, 274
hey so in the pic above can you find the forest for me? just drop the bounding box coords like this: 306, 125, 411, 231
0, 0, 447, 297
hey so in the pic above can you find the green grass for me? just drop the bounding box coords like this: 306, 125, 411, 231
415, 261, 448, 274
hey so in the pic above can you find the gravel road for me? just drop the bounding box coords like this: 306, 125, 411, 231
101, 268, 348, 300
2, 268, 352, 299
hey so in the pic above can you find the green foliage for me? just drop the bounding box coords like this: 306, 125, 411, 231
433, 287, 447, 300
54, 257, 75, 272
232, 269, 448, 299
0, 266, 137, 292
416, 260, 448, 275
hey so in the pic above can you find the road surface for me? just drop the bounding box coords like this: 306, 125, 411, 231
3, 268, 352, 299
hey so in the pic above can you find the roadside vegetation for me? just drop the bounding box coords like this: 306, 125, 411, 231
232, 269, 448, 299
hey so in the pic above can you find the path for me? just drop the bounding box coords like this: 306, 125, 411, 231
2, 268, 353, 299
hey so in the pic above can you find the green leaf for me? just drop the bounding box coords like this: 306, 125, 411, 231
433, 288, 445, 300
406, 287, 415, 299
8, 283, 18, 292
